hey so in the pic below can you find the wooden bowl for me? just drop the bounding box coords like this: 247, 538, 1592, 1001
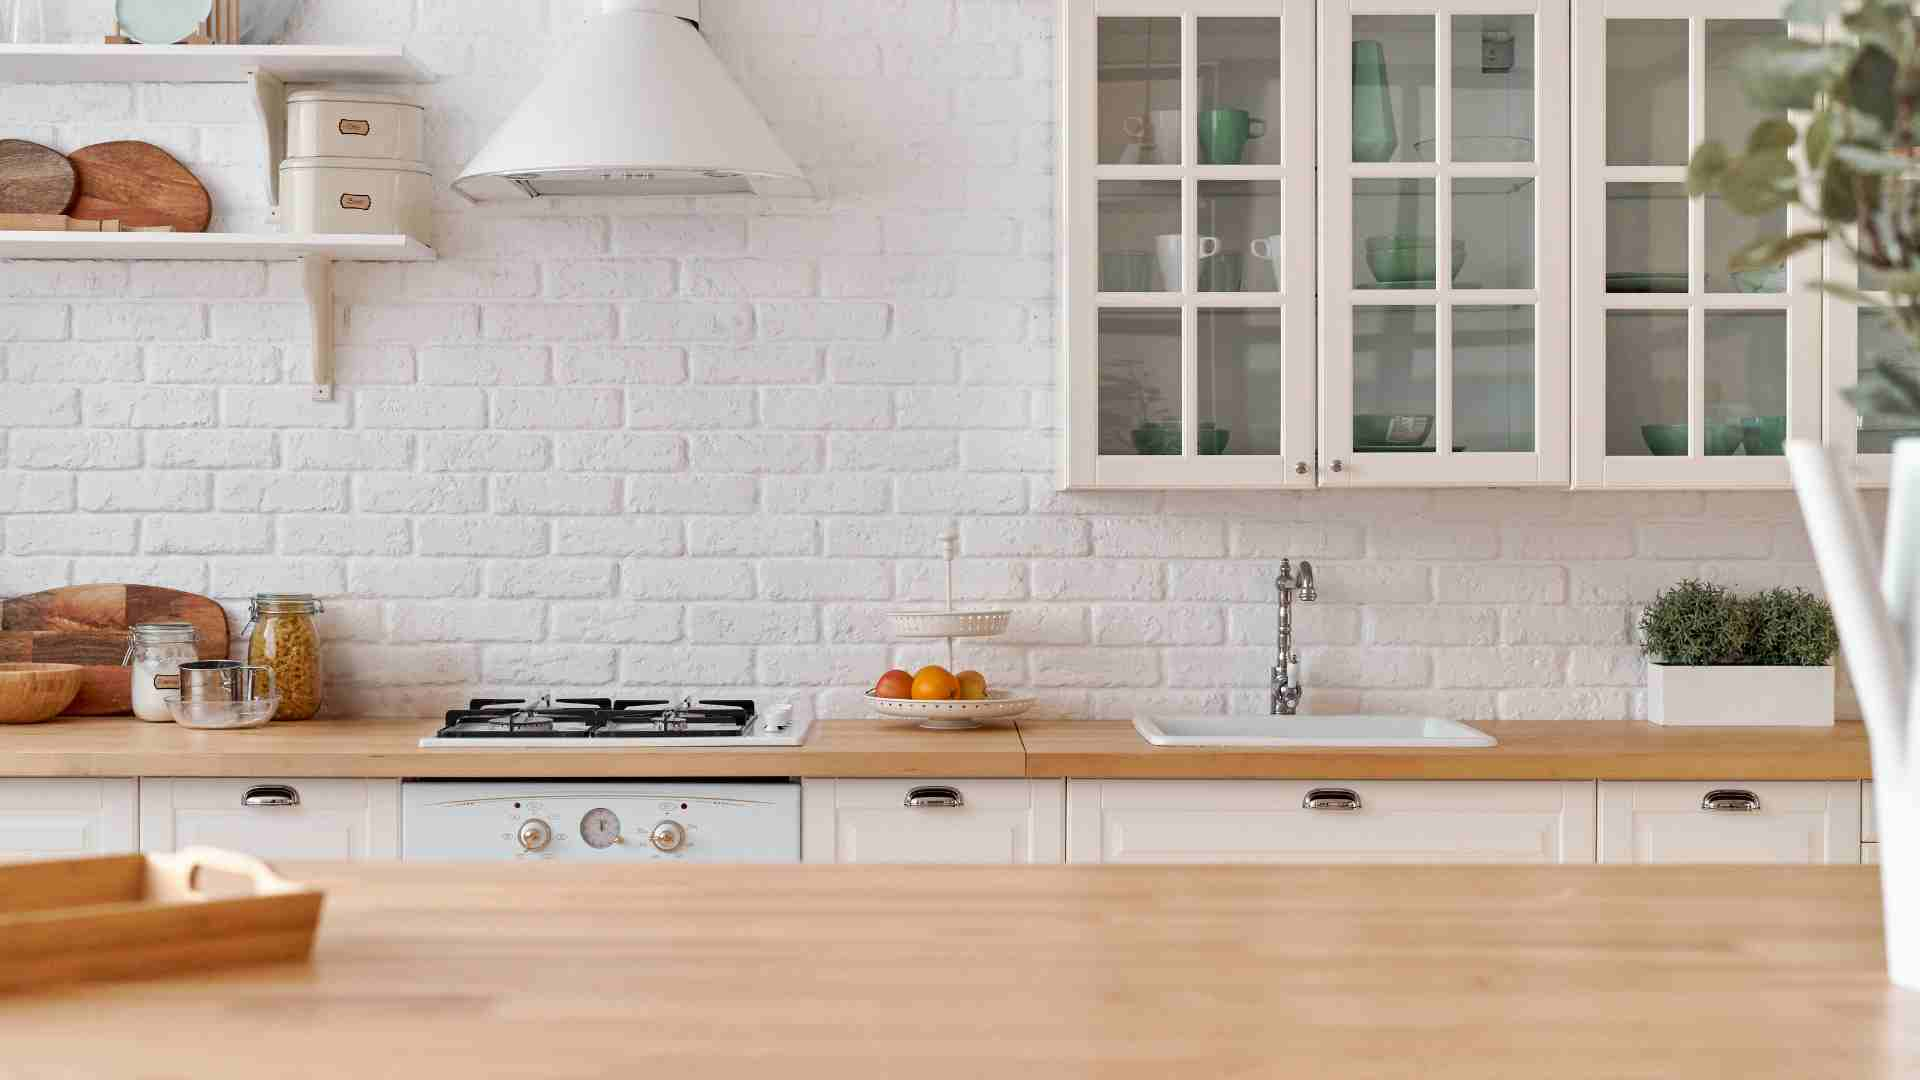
0, 663, 84, 724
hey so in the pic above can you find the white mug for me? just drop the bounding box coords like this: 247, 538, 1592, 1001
1124, 110, 1183, 163
1155, 234, 1220, 291
1250, 233, 1283, 285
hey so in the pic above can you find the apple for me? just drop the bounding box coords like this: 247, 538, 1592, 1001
956, 671, 988, 700
873, 669, 914, 699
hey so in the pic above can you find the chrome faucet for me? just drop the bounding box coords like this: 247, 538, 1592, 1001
1271, 559, 1317, 715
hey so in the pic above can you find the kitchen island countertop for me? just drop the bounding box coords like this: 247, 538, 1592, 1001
1, 860, 1912, 1078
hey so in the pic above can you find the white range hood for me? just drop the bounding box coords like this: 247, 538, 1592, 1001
453, 0, 811, 202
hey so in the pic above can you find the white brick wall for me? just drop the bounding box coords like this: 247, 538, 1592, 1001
0, 0, 1854, 721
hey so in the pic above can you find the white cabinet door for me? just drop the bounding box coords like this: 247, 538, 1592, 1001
0, 779, 137, 860
1597, 781, 1860, 863
1571, 2, 1822, 488
139, 778, 400, 860
1058, 0, 1319, 489
802, 779, 1065, 864
1319, 0, 1573, 486
1864, 779, 1877, 842
1066, 779, 1596, 863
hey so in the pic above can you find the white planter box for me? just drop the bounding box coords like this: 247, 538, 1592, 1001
1647, 664, 1835, 727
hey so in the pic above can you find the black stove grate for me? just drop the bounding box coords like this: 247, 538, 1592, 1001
432, 695, 758, 740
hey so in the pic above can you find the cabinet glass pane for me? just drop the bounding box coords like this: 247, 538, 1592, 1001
1099, 180, 1179, 293
1197, 18, 1282, 166
1099, 17, 1182, 165
1606, 311, 1687, 456
1607, 182, 1687, 293
1705, 311, 1787, 456
1706, 21, 1785, 152
1450, 14, 1533, 163
1199, 181, 1284, 293
1355, 179, 1441, 289
1352, 15, 1435, 164
1198, 309, 1284, 455
1099, 309, 1181, 455
1707, 199, 1785, 294
1455, 305, 1535, 452
1859, 311, 1920, 453
1353, 306, 1438, 452
1455, 178, 1533, 289
1606, 19, 1688, 166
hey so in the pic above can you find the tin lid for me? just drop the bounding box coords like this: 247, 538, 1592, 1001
287, 88, 422, 110
278, 155, 432, 175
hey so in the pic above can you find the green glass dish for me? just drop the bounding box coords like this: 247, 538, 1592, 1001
1741, 415, 1787, 455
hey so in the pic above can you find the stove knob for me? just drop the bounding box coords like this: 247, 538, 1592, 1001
518, 818, 553, 852
648, 820, 686, 853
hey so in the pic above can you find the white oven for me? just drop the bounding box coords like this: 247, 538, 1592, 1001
402, 781, 800, 862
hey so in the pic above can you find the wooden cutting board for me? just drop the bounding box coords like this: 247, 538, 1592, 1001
0, 139, 76, 216
67, 142, 211, 233
0, 586, 228, 716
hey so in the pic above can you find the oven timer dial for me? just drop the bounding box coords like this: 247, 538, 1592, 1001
581, 807, 622, 849
517, 818, 552, 852
649, 820, 687, 853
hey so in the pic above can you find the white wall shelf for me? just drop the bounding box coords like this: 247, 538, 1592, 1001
0, 44, 429, 84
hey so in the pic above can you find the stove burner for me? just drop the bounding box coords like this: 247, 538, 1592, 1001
433, 694, 758, 740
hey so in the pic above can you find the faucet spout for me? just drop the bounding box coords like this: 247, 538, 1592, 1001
1271, 558, 1317, 716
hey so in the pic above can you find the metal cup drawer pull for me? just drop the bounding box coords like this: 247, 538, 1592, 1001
1303, 788, 1362, 812
241, 784, 301, 808
903, 786, 964, 808
1701, 789, 1761, 813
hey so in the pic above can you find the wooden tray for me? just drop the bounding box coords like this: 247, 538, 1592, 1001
0, 848, 323, 993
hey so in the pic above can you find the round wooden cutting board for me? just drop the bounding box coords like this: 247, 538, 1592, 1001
67, 141, 211, 233
0, 139, 77, 215
0, 585, 228, 716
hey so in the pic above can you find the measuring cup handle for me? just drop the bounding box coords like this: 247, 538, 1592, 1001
242, 664, 276, 700
1249, 118, 1266, 138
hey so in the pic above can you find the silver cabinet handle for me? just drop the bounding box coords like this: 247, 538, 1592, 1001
242, 784, 300, 808
904, 786, 964, 808
1701, 789, 1761, 813
1294, 462, 1309, 476
1303, 787, 1361, 811
1329, 459, 1345, 473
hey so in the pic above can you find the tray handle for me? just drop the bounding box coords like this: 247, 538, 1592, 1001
147, 847, 307, 902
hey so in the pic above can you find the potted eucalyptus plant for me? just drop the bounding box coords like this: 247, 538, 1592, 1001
1640, 580, 1839, 726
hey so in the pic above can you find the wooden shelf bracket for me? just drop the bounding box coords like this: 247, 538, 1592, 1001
302, 254, 335, 402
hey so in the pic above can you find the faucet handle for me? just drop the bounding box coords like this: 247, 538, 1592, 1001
1297, 559, 1317, 602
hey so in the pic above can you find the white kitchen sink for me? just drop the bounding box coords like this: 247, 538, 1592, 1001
1134, 713, 1497, 748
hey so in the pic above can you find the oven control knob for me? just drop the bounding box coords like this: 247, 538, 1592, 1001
648, 820, 686, 852
517, 818, 553, 852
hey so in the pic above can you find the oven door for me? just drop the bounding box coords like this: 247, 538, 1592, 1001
401, 781, 799, 862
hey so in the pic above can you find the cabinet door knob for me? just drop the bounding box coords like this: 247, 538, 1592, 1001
1294, 462, 1309, 476
1701, 789, 1761, 813
242, 784, 300, 807
904, 786, 964, 808
1303, 787, 1362, 811
1329, 459, 1344, 473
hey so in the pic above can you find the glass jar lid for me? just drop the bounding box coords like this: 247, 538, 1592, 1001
252, 593, 325, 616
123, 622, 198, 664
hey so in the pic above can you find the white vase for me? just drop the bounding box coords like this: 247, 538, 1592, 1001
1645, 663, 1834, 726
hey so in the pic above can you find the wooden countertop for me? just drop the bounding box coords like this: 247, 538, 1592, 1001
1, 861, 1911, 1078
1017, 716, 1877, 780
0, 715, 1028, 778
0, 714, 1877, 780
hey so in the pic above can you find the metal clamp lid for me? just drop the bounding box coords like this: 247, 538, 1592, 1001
251, 593, 325, 618
121, 621, 199, 664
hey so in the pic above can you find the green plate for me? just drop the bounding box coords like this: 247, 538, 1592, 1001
1607, 272, 1686, 294
117, 0, 213, 44
1355, 444, 1470, 453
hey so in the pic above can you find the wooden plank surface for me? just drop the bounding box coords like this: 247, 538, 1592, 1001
0, 861, 1908, 1078
1016, 716, 1876, 780
65, 142, 211, 233
0, 139, 75, 215
0, 716, 1029, 778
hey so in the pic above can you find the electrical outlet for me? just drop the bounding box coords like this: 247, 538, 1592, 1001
1482, 30, 1515, 74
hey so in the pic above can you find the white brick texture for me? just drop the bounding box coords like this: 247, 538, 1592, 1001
0, 0, 1836, 721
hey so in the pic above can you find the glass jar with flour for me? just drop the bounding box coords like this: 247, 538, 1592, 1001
125, 623, 200, 723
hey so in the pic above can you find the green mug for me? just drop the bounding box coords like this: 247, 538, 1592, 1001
1199, 108, 1266, 165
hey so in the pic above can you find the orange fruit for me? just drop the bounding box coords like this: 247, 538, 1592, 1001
873, 669, 913, 700
910, 665, 959, 700
956, 671, 988, 700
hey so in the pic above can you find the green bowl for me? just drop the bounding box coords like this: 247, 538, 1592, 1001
1641, 423, 1688, 456
1197, 425, 1231, 455
1730, 267, 1786, 294
1131, 421, 1180, 455
1353, 413, 1434, 446
1363, 236, 1467, 286
1741, 415, 1787, 455
1706, 422, 1745, 456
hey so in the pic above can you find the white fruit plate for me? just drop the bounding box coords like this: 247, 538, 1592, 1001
886, 610, 1011, 638
865, 689, 1036, 730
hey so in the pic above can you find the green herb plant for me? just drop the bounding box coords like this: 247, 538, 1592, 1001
1639, 579, 1840, 666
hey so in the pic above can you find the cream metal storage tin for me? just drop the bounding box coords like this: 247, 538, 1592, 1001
279, 156, 431, 238
287, 89, 425, 161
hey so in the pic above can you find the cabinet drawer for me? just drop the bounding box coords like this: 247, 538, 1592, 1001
0, 779, 137, 860
1066, 780, 1596, 864
1598, 781, 1859, 864
802, 779, 1064, 864
139, 778, 399, 860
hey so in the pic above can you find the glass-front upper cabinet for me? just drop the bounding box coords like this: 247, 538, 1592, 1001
1572, 3, 1821, 488
1825, 207, 1918, 487
1317, 0, 1571, 486
1059, 0, 1317, 488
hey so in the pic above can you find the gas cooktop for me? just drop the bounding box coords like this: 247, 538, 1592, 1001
418, 695, 813, 749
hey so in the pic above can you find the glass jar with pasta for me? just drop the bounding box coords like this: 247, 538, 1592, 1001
245, 593, 325, 721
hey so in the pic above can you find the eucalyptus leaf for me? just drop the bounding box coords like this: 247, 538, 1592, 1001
1833, 142, 1914, 174
1821, 156, 1863, 219
1747, 117, 1799, 154
1783, 0, 1850, 24
1718, 151, 1798, 215
1876, 271, 1920, 294
1739, 39, 1848, 110
1846, 359, 1920, 424
1845, 45, 1900, 132
1807, 111, 1835, 167
1729, 230, 1828, 270
1687, 141, 1732, 196
1813, 280, 1887, 306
